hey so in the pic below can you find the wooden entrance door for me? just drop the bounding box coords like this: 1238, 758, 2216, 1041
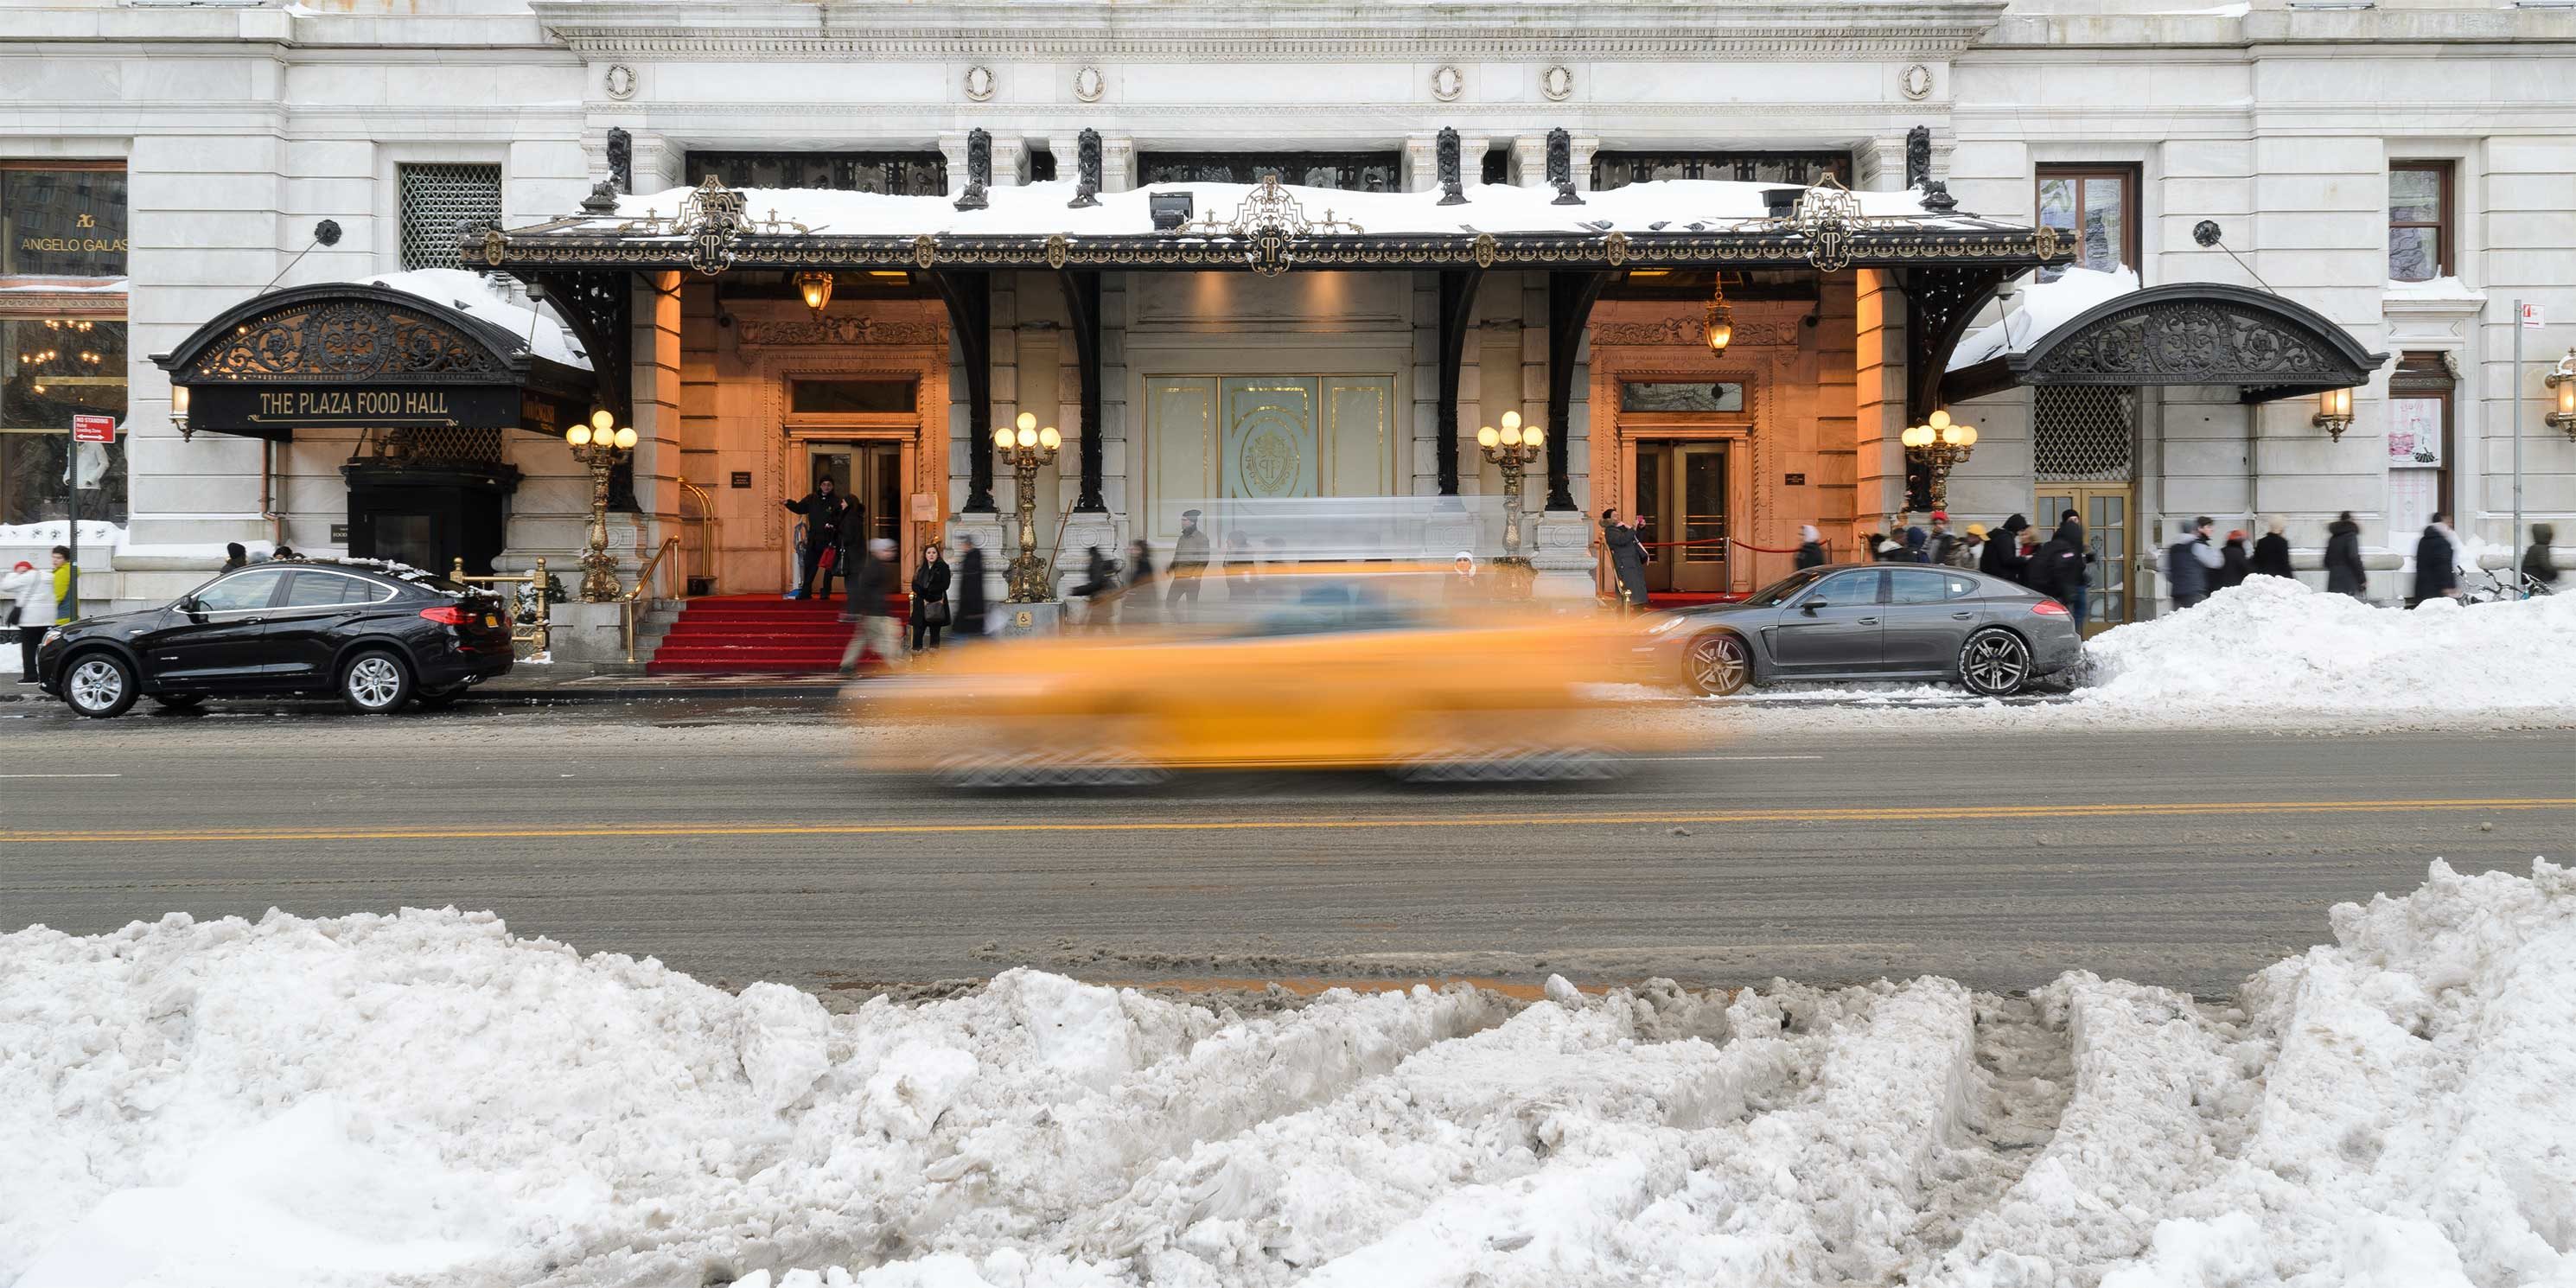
2033, 485, 2133, 632
1634, 441, 1731, 592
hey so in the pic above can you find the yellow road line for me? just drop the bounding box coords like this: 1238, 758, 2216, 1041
4, 797, 2570, 845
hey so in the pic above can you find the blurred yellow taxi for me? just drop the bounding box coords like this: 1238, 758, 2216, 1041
858, 563, 1673, 785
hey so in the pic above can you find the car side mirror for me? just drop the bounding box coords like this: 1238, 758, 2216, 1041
176, 596, 201, 615
1800, 599, 1824, 615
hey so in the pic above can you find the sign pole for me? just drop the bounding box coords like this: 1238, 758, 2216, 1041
65, 414, 118, 616
2515, 300, 2530, 592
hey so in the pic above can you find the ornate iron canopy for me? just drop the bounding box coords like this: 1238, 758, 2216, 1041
1944, 281, 2389, 405
152, 282, 598, 442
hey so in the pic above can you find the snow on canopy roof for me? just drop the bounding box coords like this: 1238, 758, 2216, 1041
355, 268, 592, 372
1947, 266, 2139, 372
605, 177, 1975, 241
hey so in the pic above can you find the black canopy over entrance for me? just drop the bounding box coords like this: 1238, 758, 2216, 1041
153, 283, 600, 574
1941, 281, 2388, 406
153, 282, 596, 442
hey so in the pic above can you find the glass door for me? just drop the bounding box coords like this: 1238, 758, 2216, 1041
1633, 442, 1731, 593
794, 443, 906, 586
2034, 485, 2132, 632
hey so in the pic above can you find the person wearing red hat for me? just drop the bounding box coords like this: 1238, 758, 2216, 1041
3, 557, 48, 680
1923, 511, 1960, 567
2216, 528, 2253, 591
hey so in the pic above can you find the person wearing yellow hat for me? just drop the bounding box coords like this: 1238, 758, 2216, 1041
1956, 522, 1987, 571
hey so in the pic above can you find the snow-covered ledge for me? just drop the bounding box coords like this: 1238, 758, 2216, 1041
2381, 276, 2486, 347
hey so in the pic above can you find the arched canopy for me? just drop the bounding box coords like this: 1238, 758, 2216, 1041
1942, 281, 2388, 406
154, 282, 596, 442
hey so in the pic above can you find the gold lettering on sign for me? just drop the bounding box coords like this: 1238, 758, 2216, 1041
18, 236, 130, 254
75, 214, 95, 228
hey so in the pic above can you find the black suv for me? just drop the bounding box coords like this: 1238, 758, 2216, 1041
38, 559, 515, 717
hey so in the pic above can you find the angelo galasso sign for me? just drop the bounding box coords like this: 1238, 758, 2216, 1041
184, 383, 584, 436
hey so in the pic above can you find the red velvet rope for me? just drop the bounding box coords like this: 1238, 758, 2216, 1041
1635, 536, 1812, 554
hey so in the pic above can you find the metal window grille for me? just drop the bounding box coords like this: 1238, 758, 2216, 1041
1591, 151, 1852, 192
397, 164, 501, 271
1136, 152, 1402, 192
2033, 386, 2137, 481
685, 152, 947, 195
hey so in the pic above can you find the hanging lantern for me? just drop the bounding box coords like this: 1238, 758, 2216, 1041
1703, 276, 1734, 355
794, 271, 835, 316
2312, 386, 2355, 443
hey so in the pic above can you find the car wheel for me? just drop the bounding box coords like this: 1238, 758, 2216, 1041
340, 649, 413, 715
62, 653, 139, 718
1959, 628, 2032, 697
148, 693, 207, 711
1683, 632, 1751, 696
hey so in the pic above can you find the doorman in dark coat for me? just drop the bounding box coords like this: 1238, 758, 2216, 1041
953, 535, 989, 638
781, 475, 843, 600
1602, 507, 1649, 611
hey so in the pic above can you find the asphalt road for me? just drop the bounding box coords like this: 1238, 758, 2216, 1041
3, 695, 2568, 999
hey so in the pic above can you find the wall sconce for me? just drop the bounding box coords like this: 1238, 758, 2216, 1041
794, 271, 834, 316
169, 384, 191, 441
2313, 386, 2355, 442
1703, 276, 1734, 355
2547, 350, 2576, 441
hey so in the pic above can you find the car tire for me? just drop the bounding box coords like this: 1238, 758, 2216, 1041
1958, 628, 2033, 698
1683, 631, 1752, 697
148, 693, 207, 711
61, 652, 139, 719
340, 649, 414, 715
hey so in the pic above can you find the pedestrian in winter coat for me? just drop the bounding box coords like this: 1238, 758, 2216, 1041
1954, 524, 1986, 571
1166, 509, 1210, 617
953, 537, 989, 639
781, 475, 844, 600
2251, 519, 2294, 579
1923, 512, 1960, 568
1793, 525, 1827, 571
1903, 526, 1929, 564
1871, 532, 1900, 561
838, 539, 903, 673
2029, 514, 2094, 627
2524, 523, 2561, 594
2411, 514, 2461, 608
2324, 512, 2368, 598
2166, 518, 2223, 609
1980, 514, 2030, 583
1119, 539, 1161, 628
1072, 545, 1117, 626
1601, 508, 1649, 611
909, 543, 952, 653
2216, 531, 2252, 590
47, 545, 73, 625
3, 558, 48, 680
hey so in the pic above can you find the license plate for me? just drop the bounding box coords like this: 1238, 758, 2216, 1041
483, 615, 500, 628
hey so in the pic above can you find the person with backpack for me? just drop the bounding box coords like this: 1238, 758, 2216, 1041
1922, 512, 1960, 568
1953, 523, 1986, 571
1980, 513, 2030, 583
2167, 517, 2223, 610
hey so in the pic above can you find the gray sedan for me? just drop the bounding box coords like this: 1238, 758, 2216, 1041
1635, 563, 2084, 697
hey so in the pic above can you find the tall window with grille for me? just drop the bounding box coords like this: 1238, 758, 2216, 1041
2032, 385, 2139, 629
397, 163, 502, 271
2386, 351, 2453, 539
2034, 165, 2139, 284
2, 160, 128, 526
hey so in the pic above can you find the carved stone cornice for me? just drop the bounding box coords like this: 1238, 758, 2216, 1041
1593, 316, 1803, 348
736, 316, 945, 347
532, 1, 2010, 62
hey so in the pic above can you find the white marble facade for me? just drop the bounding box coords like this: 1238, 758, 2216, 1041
4, 0, 2571, 609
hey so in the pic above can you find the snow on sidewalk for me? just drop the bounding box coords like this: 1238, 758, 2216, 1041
5, 860, 2575, 1287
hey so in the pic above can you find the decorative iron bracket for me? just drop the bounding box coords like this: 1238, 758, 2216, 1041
1172, 173, 1366, 277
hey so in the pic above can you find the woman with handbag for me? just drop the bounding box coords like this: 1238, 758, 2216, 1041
910, 540, 953, 652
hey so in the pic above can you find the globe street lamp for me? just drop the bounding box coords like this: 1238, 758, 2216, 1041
566, 408, 638, 602
1900, 409, 1978, 512
993, 411, 1063, 602
1476, 410, 1546, 566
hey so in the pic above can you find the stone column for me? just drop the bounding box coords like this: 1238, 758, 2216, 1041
1852, 270, 1911, 539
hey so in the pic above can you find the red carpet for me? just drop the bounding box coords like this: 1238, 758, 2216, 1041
643, 593, 907, 676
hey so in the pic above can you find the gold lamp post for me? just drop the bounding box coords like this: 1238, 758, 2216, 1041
1476, 410, 1547, 565
2547, 350, 2576, 441
1900, 408, 1979, 511
992, 411, 1062, 602
565, 408, 638, 602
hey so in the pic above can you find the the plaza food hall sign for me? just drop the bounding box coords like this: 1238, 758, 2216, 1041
187, 383, 584, 434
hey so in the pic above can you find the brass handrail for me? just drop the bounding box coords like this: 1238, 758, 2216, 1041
449, 555, 552, 658
679, 479, 718, 595
622, 535, 684, 663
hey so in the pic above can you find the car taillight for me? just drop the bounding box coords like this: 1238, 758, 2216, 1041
419, 605, 473, 625
2031, 600, 2069, 616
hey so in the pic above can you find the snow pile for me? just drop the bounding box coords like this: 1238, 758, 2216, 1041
1948, 265, 2138, 370
360, 268, 591, 370
2080, 576, 2576, 713
8, 861, 2576, 1286
610, 176, 1946, 242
